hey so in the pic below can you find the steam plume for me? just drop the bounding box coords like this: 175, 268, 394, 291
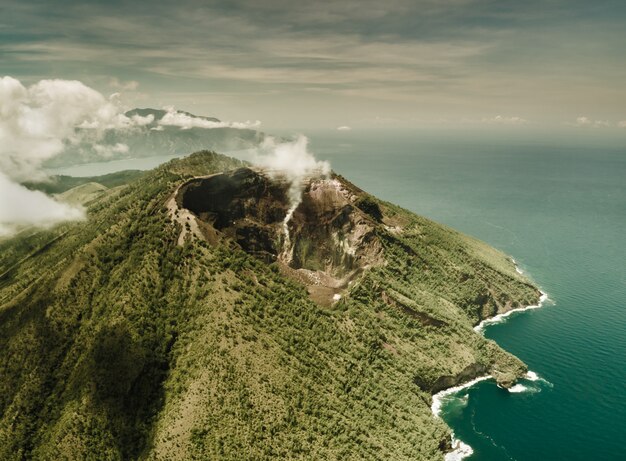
251, 135, 330, 255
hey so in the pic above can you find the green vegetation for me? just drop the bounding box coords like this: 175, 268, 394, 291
354, 194, 383, 222
0, 152, 538, 460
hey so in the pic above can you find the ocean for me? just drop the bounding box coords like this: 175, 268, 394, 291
51, 130, 625, 460
308, 131, 626, 461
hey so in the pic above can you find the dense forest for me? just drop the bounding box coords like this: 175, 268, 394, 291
0, 151, 539, 460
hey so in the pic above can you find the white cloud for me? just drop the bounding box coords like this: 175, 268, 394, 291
481, 115, 527, 125
336, 125, 352, 131
571, 116, 611, 128
617, 120, 626, 128
158, 107, 261, 130
0, 76, 143, 181
108, 77, 139, 91
93, 142, 129, 158
0, 171, 84, 237
0, 75, 146, 235
130, 113, 154, 126
0, 75, 264, 237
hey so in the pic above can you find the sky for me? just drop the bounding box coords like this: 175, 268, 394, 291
1, 0, 626, 131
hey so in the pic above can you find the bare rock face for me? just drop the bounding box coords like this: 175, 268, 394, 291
174, 168, 385, 304
493, 372, 517, 389
287, 178, 383, 276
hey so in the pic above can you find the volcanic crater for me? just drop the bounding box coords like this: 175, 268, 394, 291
171, 167, 385, 305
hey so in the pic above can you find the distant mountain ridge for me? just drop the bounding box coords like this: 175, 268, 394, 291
45, 108, 264, 168
125, 108, 221, 126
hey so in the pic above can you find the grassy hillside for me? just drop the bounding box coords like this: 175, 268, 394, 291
0, 152, 538, 460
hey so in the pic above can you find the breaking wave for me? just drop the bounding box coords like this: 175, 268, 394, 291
445, 434, 474, 461
432, 376, 493, 461
504, 370, 553, 394
507, 384, 528, 393
431, 375, 492, 417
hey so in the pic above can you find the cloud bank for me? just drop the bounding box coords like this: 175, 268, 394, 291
158, 107, 261, 130
130, 113, 155, 126
481, 115, 528, 125
571, 116, 611, 128
2, 0, 626, 129
0, 76, 140, 235
0, 171, 85, 237
0, 75, 266, 236
0, 76, 136, 181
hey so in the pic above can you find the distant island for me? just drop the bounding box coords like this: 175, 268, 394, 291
44, 108, 264, 169
0, 151, 541, 460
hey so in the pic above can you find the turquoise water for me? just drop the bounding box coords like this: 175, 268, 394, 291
307, 131, 625, 461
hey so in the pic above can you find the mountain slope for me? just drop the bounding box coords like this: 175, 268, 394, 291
0, 152, 539, 460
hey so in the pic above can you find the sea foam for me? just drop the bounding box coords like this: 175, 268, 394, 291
502, 370, 552, 393
436, 260, 549, 456
525, 370, 539, 381
431, 375, 492, 417
445, 434, 474, 461
524, 370, 553, 388
431, 375, 492, 461
473, 270, 549, 333
473, 290, 547, 332
507, 384, 528, 393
